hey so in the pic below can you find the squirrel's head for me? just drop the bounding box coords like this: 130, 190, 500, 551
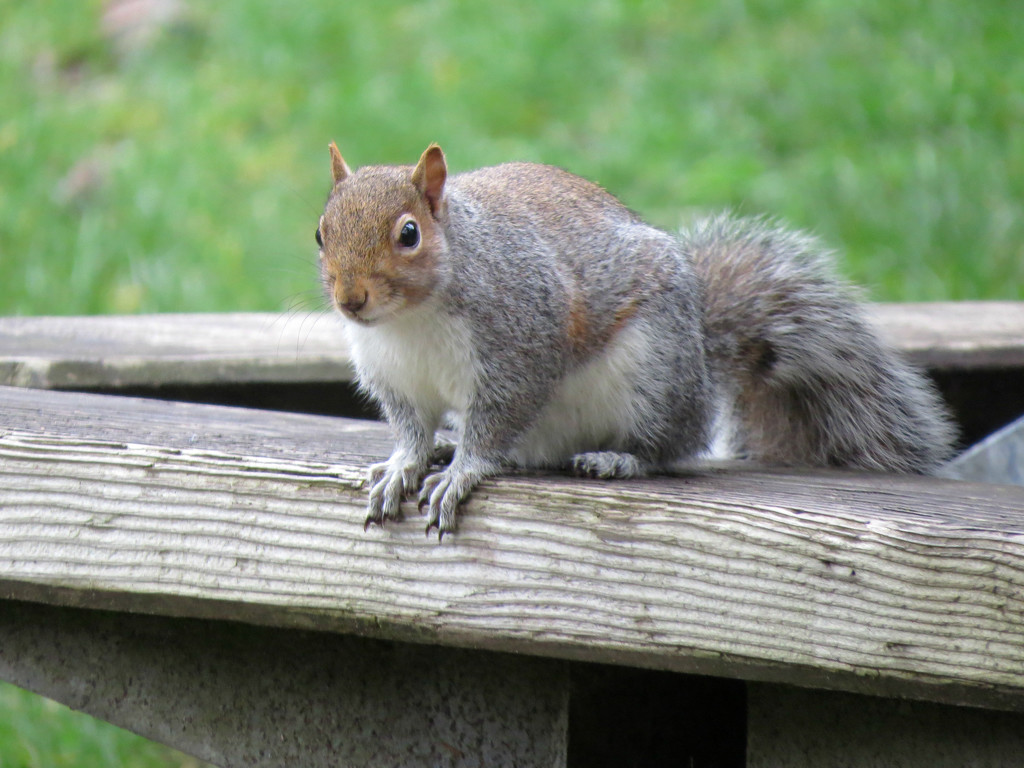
318, 143, 448, 326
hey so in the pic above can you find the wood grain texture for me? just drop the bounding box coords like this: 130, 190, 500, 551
2, 302, 1021, 389
1, 386, 1023, 711
0, 312, 354, 388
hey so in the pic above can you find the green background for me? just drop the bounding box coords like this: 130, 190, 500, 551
2, 0, 1022, 322
0, 0, 1021, 764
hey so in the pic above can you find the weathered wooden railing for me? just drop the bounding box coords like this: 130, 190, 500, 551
1, 303, 1023, 768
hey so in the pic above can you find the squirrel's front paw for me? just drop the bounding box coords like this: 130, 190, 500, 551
365, 458, 426, 529
418, 461, 493, 540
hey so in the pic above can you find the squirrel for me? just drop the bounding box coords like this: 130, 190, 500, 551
317, 143, 957, 538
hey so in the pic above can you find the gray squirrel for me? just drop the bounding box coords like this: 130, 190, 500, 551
317, 143, 956, 538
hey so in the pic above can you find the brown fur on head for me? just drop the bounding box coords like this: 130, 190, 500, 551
318, 144, 449, 325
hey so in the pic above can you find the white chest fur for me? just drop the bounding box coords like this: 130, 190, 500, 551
343, 302, 476, 429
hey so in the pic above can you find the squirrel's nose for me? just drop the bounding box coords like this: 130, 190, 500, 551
339, 291, 368, 315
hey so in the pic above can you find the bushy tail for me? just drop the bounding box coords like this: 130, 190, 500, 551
683, 214, 957, 474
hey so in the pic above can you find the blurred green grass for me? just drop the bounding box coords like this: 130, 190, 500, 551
0, 0, 1021, 764
1, 0, 1021, 320
0, 681, 209, 768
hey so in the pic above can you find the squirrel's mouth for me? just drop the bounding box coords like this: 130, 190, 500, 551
336, 302, 399, 327
345, 313, 379, 327
335, 305, 374, 325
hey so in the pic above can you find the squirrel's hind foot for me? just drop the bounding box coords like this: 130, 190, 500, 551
570, 451, 648, 479
430, 435, 457, 467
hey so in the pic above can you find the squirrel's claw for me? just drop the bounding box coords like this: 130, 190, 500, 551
364, 498, 395, 530
424, 520, 445, 542
419, 467, 475, 541
365, 459, 425, 529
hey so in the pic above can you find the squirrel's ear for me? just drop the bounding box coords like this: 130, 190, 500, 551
411, 143, 447, 216
329, 142, 351, 184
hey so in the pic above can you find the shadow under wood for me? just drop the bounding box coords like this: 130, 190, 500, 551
569, 664, 746, 768
74, 366, 1024, 453
72, 380, 380, 420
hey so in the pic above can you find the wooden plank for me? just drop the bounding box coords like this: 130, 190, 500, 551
2, 302, 1022, 390
870, 301, 1024, 370
0, 312, 354, 388
1, 385, 1024, 711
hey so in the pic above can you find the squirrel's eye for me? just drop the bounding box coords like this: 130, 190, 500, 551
398, 220, 419, 248
315, 227, 323, 248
